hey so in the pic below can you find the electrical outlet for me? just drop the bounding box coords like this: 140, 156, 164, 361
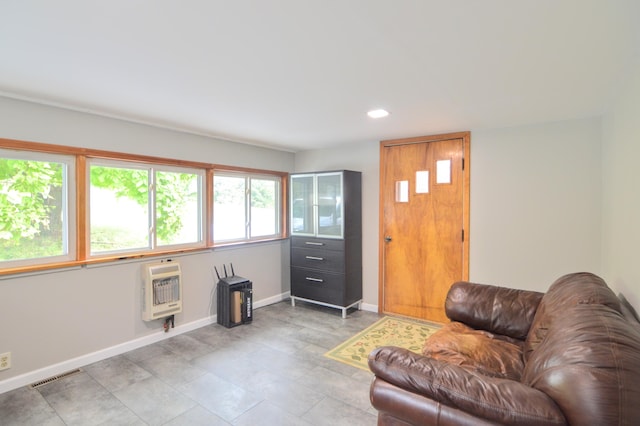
0, 352, 11, 371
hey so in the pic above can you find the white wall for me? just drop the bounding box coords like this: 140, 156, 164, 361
470, 119, 603, 291
602, 58, 640, 309
296, 118, 604, 305
0, 97, 294, 392
0, 98, 293, 172
294, 141, 379, 308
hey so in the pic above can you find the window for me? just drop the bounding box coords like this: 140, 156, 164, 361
0, 138, 287, 274
213, 172, 281, 243
0, 149, 75, 267
89, 160, 204, 256
155, 170, 202, 246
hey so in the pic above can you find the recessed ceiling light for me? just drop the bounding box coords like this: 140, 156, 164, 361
367, 109, 390, 119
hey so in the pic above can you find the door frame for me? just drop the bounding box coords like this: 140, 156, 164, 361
378, 131, 471, 314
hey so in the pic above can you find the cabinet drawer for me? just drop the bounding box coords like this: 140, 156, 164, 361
291, 267, 345, 305
291, 248, 345, 272
291, 236, 344, 251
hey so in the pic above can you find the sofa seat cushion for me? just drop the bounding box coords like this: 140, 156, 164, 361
422, 321, 525, 380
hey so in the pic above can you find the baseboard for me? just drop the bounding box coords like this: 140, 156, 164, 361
254, 291, 290, 309
360, 302, 378, 313
0, 291, 291, 395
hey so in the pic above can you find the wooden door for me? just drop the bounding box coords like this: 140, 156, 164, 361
379, 132, 470, 323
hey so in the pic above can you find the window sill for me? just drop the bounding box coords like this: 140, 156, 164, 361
0, 237, 290, 278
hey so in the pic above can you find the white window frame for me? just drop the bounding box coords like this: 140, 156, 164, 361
87, 158, 205, 257
0, 148, 76, 268
154, 165, 205, 250
213, 171, 282, 244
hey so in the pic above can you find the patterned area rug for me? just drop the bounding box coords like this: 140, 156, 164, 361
325, 316, 441, 371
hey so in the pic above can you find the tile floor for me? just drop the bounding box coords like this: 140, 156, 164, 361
0, 301, 382, 425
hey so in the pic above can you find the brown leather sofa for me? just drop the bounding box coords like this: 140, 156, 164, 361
368, 272, 640, 425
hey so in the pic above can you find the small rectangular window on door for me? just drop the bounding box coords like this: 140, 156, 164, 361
395, 180, 409, 202
416, 170, 430, 193
436, 159, 452, 184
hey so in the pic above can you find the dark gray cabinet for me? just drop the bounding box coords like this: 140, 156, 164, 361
289, 170, 362, 317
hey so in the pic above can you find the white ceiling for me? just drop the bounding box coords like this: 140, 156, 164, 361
0, 1, 638, 152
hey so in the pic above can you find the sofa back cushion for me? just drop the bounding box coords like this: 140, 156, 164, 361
445, 281, 543, 340
522, 272, 640, 424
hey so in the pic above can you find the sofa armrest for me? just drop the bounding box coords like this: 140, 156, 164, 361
446, 281, 544, 339
371, 378, 499, 426
369, 347, 565, 426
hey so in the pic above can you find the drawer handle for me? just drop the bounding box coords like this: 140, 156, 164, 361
305, 256, 324, 261
305, 277, 324, 283
304, 241, 324, 246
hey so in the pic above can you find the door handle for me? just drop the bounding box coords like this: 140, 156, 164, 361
384, 236, 392, 242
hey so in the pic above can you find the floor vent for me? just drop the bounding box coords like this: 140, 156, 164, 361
30, 368, 82, 389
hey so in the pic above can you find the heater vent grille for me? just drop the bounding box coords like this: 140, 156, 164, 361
142, 262, 182, 321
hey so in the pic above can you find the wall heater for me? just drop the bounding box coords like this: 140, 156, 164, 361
142, 262, 182, 321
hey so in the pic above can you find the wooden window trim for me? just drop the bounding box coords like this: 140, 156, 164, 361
0, 137, 289, 276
